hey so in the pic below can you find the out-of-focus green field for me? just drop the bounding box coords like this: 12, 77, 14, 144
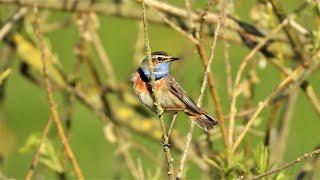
1, 0, 320, 179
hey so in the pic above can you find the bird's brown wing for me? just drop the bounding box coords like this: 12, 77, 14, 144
166, 76, 219, 130
165, 76, 202, 114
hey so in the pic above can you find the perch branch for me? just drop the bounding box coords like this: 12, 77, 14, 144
141, 1, 174, 179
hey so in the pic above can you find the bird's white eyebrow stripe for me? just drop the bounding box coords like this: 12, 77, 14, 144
153, 55, 169, 59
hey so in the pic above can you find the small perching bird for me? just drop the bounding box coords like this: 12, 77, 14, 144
132, 51, 219, 131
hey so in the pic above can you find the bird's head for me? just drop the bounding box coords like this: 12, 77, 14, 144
138, 51, 180, 80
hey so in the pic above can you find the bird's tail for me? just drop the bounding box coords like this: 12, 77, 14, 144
187, 111, 219, 131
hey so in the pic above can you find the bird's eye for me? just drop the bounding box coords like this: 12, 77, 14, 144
157, 57, 163, 61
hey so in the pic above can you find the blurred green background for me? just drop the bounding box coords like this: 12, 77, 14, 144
1, 0, 320, 179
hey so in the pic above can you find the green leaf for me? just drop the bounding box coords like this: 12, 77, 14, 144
253, 143, 269, 174
20, 133, 63, 173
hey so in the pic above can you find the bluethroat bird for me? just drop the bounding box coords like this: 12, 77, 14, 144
132, 51, 219, 131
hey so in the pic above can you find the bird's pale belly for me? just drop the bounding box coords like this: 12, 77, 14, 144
132, 73, 185, 112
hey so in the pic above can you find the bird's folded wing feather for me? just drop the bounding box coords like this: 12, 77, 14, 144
166, 76, 202, 114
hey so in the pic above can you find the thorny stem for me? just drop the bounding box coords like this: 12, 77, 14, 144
177, 0, 227, 178
141, 1, 174, 179
223, 41, 232, 105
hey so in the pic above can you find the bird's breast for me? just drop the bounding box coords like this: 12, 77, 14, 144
132, 73, 184, 111
132, 72, 166, 110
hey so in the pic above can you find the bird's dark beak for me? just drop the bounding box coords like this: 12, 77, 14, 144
168, 56, 180, 62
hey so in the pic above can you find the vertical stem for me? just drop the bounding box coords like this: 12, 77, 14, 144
141, 1, 174, 179
177, 0, 227, 178
33, 7, 84, 179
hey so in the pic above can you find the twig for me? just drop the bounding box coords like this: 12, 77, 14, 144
90, 23, 117, 87
25, 117, 53, 180
141, 1, 174, 179
167, 113, 178, 138
269, 0, 309, 65
0, 7, 28, 41
153, 10, 199, 44
133, 22, 145, 67
176, 0, 227, 178
232, 52, 320, 152
33, 7, 84, 180
252, 147, 320, 179
264, 101, 282, 147
272, 89, 298, 164
269, 59, 320, 118
40, 18, 72, 33
195, 2, 228, 147
296, 145, 320, 180
223, 40, 232, 104
242, 64, 256, 160
117, 139, 140, 179
184, 0, 195, 33
228, 17, 289, 147
137, 158, 145, 180
76, 9, 115, 122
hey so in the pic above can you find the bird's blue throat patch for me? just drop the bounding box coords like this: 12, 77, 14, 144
138, 62, 170, 82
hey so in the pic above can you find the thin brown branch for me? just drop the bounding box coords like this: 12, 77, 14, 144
167, 113, 178, 138
195, 2, 228, 148
117, 139, 140, 179
269, 59, 320, 117
75, 9, 115, 122
264, 101, 282, 147
184, 0, 195, 33
90, 23, 117, 86
269, 0, 310, 65
33, 7, 84, 179
137, 158, 145, 180
177, 0, 227, 178
272, 89, 298, 164
153, 9, 199, 44
223, 40, 232, 104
